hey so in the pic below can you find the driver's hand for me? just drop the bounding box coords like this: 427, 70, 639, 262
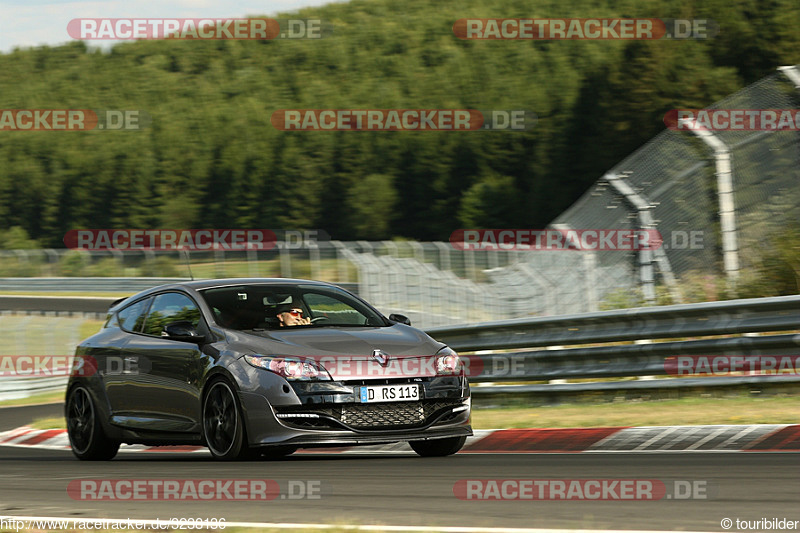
300, 316, 311, 325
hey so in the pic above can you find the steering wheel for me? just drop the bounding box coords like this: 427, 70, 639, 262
311, 316, 329, 323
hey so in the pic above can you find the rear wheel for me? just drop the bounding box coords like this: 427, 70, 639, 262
66, 385, 120, 461
410, 436, 466, 457
202, 379, 255, 460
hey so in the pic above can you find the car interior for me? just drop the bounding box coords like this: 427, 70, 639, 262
204, 287, 308, 330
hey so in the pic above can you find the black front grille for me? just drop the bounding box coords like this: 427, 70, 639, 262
275, 399, 463, 431
341, 402, 424, 429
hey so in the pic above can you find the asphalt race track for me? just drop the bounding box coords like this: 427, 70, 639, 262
0, 405, 798, 533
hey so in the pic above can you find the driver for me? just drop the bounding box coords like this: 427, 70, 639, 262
276, 303, 311, 327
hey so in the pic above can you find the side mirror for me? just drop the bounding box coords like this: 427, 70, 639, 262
163, 321, 206, 343
388, 313, 411, 326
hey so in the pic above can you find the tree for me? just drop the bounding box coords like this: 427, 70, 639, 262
346, 174, 397, 240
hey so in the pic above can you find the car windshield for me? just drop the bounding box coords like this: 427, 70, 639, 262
198, 284, 387, 330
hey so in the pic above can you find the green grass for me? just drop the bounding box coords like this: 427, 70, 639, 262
0, 390, 64, 408
0, 316, 104, 356
470, 395, 800, 428
79, 319, 104, 340
0, 291, 132, 297
28, 416, 64, 429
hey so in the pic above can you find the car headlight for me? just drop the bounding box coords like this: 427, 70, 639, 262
435, 346, 462, 375
243, 355, 330, 381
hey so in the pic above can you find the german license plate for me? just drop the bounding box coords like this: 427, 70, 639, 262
358, 384, 420, 403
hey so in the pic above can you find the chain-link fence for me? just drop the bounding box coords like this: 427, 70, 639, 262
548, 64, 800, 306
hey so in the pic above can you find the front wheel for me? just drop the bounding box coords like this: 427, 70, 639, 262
409, 436, 466, 457
66, 385, 120, 461
202, 379, 255, 460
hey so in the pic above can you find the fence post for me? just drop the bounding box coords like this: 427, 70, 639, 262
679, 118, 740, 284
777, 65, 800, 89
43, 249, 59, 276
433, 241, 451, 272
308, 244, 320, 281
330, 241, 349, 283
582, 252, 600, 312
279, 243, 292, 278
605, 173, 657, 304
247, 247, 259, 277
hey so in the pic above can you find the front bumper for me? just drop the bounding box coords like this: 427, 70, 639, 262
239, 376, 471, 448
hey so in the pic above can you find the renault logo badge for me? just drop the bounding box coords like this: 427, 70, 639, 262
372, 349, 389, 366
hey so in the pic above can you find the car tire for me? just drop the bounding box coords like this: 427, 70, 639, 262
66, 385, 120, 461
202, 378, 255, 460
409, 436, 466, 457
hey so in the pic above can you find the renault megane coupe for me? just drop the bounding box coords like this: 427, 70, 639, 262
66, 278, 471, 460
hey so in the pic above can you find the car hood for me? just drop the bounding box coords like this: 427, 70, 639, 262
226, 324, 443, 358
225, 325, 447, 380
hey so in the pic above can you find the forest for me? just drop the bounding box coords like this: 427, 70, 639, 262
0, 0, 797, 247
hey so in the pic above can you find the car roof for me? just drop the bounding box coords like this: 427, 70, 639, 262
109, 278, 343, 312
178, 278, 336, 290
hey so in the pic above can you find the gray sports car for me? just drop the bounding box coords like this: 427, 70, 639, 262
66, 278, 471, 460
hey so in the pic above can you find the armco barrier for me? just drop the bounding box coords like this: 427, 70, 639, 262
0, 293, 798, 401
426, 294, 800, 397
425, 295, 800, 351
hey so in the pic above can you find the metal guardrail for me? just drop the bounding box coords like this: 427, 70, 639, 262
426, 295, 800, 396
426, 295, 800, 351
0, 294, 798, 402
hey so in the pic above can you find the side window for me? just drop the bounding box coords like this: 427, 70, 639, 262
117, 298, 150, 333
142, 292, 202, 337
